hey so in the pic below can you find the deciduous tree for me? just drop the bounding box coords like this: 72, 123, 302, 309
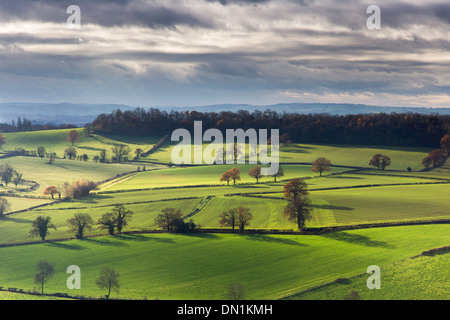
35, 261, 55, 295
220, 170, 232, 186
248, 166, 262, 184
112, 145, 131, 162
369, 154, 391, 170
30, 216, 57, 241
43, 186, 59, 199
219, 208, 238, 232
441, 134, 450, 155
96, 267, 120, 300
311, 157, 331, 176
0, 198, 11, 218
229, 167, 241, 185
428, 149, 445, 167
67, 129, 80, 146
155, 207, 183, 232
236, 207, 252, 233
283, 179, 311, 231
67, 213, 94, 239
0, 164, 14, 186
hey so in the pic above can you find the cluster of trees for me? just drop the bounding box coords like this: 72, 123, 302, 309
220, 168, 241, 185
219, 207, 253, 233
91, 108, 450, 148
43, 179, 97, 200
218, 178, 313, 232
154, 207, 198, 233
422, 134, 450, 169
0, 164, 24, 187
29, 204, 134, 242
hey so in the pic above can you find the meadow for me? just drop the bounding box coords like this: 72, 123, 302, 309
0, 225, 448, 300
0, 128, 448, 300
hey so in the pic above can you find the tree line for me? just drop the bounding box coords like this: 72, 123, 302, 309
91, 108, 450, 148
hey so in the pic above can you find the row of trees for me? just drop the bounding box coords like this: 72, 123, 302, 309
92, 108, 450, 148
29, 204, 134, 241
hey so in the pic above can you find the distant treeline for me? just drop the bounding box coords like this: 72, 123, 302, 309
0, 116, 77, 133
91, 108, 450, 148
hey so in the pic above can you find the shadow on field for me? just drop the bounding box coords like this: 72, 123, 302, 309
311, 204, 353, 211
282, 145, 314, 153
45, 242, 86, 251
320, 231, 395, 249
178, 233, 220, 240
326, 176, 365, 180
116, 234, 176, 244
245, 234, 308, 247
3, 216, 30, 224
84, 237, 129, 247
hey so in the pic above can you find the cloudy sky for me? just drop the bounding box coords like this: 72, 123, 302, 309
0, 0, 449, 108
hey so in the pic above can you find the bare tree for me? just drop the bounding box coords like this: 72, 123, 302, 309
227, 283, 246, 300
35, 261, 55, 295
96, 267, 120, 299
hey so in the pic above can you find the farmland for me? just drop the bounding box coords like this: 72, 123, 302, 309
0, 128, 448, 300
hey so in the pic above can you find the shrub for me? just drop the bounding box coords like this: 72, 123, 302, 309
66, 179, 97, 199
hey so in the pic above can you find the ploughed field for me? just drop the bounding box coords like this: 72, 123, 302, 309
0, 129, 448, 300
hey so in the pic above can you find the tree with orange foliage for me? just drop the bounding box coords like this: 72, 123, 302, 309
67, 130, 80, 146
220, 170, 232, 186
43, 186, 59, 199
441, 134, 450, 155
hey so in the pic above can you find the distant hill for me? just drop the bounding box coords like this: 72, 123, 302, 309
1, 102, 449, 126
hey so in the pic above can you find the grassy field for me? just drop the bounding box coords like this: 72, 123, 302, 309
1, 129, 161, 160
288, 248, 450, 300
0, 225, 448, 300
98, 164, 349, 191
145, 141, 431, 171
0, 128, 448, 300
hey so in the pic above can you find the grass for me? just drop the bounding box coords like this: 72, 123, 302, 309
278, 143, 431, 171
98, 164, 348, 191
0, 198, 202, 245
1, 130, 162, 159
0, 128, 448, 300
287, 249, 450, 300
146, 141, 431, 170
307, 184, 450, 227
0, 225, 448, 300
0, 156, 150, 196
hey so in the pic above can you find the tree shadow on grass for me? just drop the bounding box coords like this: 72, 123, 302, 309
177, 233, 220, 240
321, 231, 395, 249
45, 242, 86, 251
2, 216, 31, 224
244, 234, 308, 247
84, 237, 130, 247
115, 234, 176, 244
311, 204, 354, 211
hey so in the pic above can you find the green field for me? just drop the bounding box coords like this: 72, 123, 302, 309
145, 141, 431, 171
288, 248, 450, 300
0, 225, 448, 300
0, 129, 448, 300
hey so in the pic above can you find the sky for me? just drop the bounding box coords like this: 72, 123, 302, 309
0, 0, 449, 108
